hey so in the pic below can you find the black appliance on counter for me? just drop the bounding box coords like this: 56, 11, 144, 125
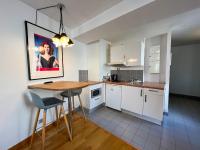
110, 74, 118, 82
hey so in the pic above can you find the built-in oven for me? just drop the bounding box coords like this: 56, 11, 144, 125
91, 88, 101, 98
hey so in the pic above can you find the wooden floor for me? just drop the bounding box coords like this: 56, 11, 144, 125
13, 114, 137, 150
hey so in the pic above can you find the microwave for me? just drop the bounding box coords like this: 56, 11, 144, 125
91, 88, 101, 98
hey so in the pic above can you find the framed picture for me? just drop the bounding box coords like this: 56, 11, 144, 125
25, 21, 64, 80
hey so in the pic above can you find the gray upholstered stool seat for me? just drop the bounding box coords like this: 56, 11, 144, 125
29, 92, 72, 149
42, 97, 64, 108
60, 88, 86, 119
60, 89, 82, 97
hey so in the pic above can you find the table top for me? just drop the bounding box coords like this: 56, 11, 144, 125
28, 81, 100, 91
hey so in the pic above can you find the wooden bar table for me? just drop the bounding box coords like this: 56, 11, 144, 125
28, 81, 90, 137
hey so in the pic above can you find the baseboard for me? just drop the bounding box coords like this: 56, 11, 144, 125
163, 112, 168, 116
170, 93, 200, 100
9, 118, 63, 150
122, 109, 162, 125
84, 103, 105, 113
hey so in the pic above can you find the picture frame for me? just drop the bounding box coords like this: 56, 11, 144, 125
25, 21, 64, 80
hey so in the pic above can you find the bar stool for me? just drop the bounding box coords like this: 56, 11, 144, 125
29, 92, 72, 150
60, 88, 86, 119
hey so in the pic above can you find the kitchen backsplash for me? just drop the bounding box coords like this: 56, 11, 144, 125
111, 70, 143, 82
79, 70, 88, 82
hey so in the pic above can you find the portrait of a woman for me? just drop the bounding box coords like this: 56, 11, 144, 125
38, 41, 59, 69
34, 33, 60, 71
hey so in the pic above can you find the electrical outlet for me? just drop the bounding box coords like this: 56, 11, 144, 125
39, 118, 43, 124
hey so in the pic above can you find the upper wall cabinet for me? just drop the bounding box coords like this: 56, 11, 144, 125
110, 39, 145, 67
110, 44, 125, 64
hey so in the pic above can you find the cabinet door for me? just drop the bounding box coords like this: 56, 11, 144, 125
124, 39, 145, 66
121, 86, 143, 114
106, 84, 122, 111
143, 89, 164, 121
110, 45, 125, 63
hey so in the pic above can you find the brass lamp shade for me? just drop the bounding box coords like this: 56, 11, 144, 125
60, 33, 69, 47
68, 39, 74, 47
52, 34, 61, 47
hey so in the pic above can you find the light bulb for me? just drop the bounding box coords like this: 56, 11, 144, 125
52, 34, 61, 47
60, 33, 69, 46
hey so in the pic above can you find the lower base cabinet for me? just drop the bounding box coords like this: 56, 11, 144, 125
143, 89, 164, 121
106, 84, 122, 111
105, 84, 164, 124
120, 85, 164, 124
121, 86, 143, 115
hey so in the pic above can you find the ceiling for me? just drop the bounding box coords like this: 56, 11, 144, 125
73, 0, 200, 44
19, 0, 122, 29
171, 19, 200, 46
20, 0, 200, 46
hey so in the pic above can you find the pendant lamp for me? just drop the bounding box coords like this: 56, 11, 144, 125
36, 3, 74, 48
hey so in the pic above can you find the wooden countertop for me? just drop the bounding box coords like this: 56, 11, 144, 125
28, 80, 164, 91
105, 81, 165, 90
28, 81, 102, 91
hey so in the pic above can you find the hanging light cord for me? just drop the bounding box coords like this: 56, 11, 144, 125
34, 3, 74, 47
59, 5, 66, 34
35, 4, 60, 25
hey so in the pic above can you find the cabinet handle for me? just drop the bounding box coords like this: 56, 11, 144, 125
140, 89, 143, 97
149, 89, 159, 92
94, 97, 100, 101
145, 95, 147, 102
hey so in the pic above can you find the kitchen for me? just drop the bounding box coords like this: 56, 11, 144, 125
80, 33, 170, 126
1, 0, 200, 150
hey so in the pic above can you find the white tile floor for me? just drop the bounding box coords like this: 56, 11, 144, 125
85, 95, 200, 150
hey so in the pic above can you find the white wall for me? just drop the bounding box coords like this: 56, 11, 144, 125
0, 0, 87, 149
170, 44, 200, 97
87, 41, 100, 81
87, 39, 110, 81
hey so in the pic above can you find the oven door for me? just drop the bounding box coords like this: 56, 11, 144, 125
91, 88, 101, 98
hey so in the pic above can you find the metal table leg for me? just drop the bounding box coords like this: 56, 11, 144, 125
67, 90, 73, 135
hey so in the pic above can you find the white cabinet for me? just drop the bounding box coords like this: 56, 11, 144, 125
110, 39, 145, 66
110, 45, 125, 63
105, 84, 164, 124
143, 88, 164, 121
106, 84, 122, 111
120, 85, 164, 124
121, 86, 143, 114
124, 39, 145, 66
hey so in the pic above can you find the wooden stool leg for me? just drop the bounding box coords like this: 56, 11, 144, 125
59, 97, 64, 119
55, 106, 59, 128
78, 95, 86, 120
61, 105, 72, 141
30, 108, 40, 147
42, 110, 47, 150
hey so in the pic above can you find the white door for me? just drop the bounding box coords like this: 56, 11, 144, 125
106, 84, 122, 111
143, 89, 164, 121
121, 86, 143, 114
